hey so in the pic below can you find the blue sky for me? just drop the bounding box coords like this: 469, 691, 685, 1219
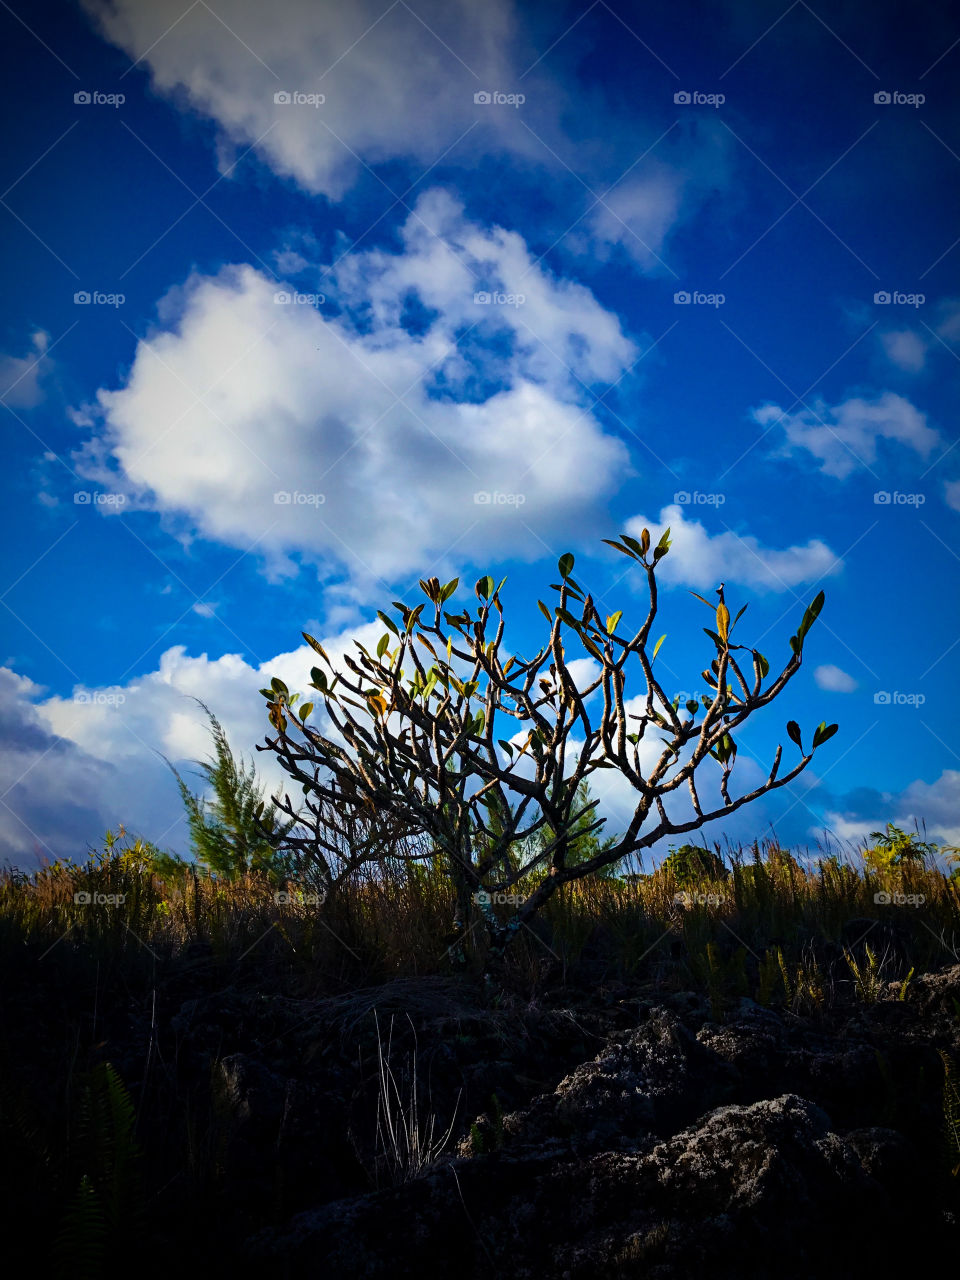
1, 0, 958, 871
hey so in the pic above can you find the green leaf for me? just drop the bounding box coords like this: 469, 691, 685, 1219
556, 606, 580, 628
298, 702, 314, 722
704, 627, 722, 648
689, 591, 714, 609
376, 633, 391, 659
797, 590, 825, 642
580, 634, 604, 662
538, 599, 553, 624
755, 651, 769, 679
786, 721, 803, 752
812, 721, 839, 749
439, 578, 459, 603
601, 538, 639, 560
475, 575, 495, 600
652, 634, 666, 661
716, 602, 730, 645
302, 633, 330, 660
270, 676, 289, 697
622, 533, 645, 557
606, 610, 622, 635
653, 527, 672, 561
498, 739, 515, 756
558, 553, 575, 579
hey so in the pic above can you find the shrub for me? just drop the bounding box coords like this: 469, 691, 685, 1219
258, 532, 836, 965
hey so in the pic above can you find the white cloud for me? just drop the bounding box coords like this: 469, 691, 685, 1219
580, 171, 683, 269
879, 329, 927, 373
0, 331, 50, 408
623, 504, 841, 591
813, 664, 858, 693
753, 391, 941, 480
945, 479, 960, 513
819, 770, 960, 860
73, 193, 636, 592
82, 0, 529, 197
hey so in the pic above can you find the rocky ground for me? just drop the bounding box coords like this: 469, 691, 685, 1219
221, 963, 960, 1277
5, 937, 959, 1276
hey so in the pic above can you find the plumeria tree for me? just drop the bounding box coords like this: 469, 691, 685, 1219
257, 528, 837, 962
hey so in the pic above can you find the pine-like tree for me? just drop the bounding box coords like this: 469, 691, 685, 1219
167, 700, 297, 881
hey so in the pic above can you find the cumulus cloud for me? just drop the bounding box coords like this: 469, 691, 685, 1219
753, 391, 941, 480
820, 769, 960, 861
874, 297, 960, 375
944, 479, 960, 513
82, 0, 533, 197
622, 504, 841, 591
72, 192, 636, 593
814, 664, 858, 693
0, 331, 51, 408
0, 667, 123, 865
879, 329, 928, 373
